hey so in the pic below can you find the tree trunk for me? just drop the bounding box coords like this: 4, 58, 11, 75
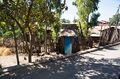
12, 25, 20, 65
79, 22, 87, 49
45, 25, 47, 53
24, 0, 34, 63
7, 0, 33, 63
36, 32, 41, 56
28, 32, 32, 62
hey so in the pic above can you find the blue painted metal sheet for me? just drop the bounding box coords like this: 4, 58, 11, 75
64, 37, 72, 55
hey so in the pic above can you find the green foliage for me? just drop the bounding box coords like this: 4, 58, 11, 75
89, 12, 100, 28
3, 31, 13, 38
15, 28, 22, 37
0, 0, 67, 64
0, 0, 67, 44
61, 18, 70, 23
37, 24, 45, 40
50, 0, 67, 16
52, 18, 61, 42
109, 13, 120, 26
51, 29, 57, 42
76, 0, 99, 36
0, 2, 47, 30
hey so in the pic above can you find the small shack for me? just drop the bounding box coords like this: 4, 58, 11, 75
100, 26, 120, 45
57, 24, 80, 55
90, 26, 120, 46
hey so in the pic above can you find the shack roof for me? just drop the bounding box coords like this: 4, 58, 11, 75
59, 29, 77, 37
90, 26, 120, 37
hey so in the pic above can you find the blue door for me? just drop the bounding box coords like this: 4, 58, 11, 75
64, 37, 72, 55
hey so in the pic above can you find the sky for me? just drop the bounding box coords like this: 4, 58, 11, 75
61, 0, 120, 23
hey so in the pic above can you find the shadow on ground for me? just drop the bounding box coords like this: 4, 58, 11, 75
104, 46, 118, 50
0, 53, 120, 79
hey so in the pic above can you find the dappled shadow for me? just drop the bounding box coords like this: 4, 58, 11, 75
0, 53, 120, 79
104, 46, 118, 50
90, 52, 104, 56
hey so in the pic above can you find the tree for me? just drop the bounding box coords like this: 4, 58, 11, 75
89, 12, 100, 28
0, 0, 21, 64
47, 0, 67, 52
74, 0, 100, 48
109, 4, 120, 26
76, 0, 99, 36
0, 0, 67, 63
109, 14, 120, 26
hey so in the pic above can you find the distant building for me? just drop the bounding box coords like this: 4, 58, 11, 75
90, 20, 109, 37
97, 20, 109, 26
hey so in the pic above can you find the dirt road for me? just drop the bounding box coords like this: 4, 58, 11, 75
0, 45, 120, 79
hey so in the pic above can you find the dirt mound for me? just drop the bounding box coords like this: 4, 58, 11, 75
0, 47, 14, 56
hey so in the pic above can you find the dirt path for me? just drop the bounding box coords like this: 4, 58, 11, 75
0, 45, 120, 79
0, 53, 64, 68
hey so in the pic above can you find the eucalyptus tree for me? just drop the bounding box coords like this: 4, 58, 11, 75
76, 0, 99, 36
73, 0, 100, 48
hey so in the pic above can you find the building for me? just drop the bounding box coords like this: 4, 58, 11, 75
90, 20, 120, 46
57, 24, 80, 55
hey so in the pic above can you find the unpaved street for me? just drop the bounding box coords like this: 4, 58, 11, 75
0, 45, 120, 79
